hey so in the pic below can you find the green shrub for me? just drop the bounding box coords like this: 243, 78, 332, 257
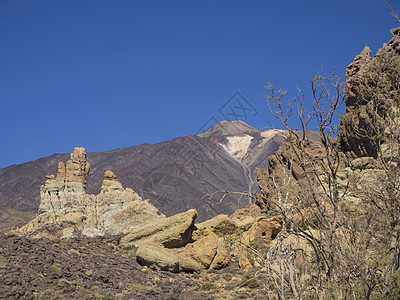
202, 282, 218, 290
0, 255, 6, 268
39, 289, 59, 300
221, 272, 233, 282
240, 272, 260, 289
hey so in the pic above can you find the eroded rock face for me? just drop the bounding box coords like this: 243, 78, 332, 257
17, 148, 164, 238
40, 147, 91, 196
120, 209, 197, 249
256, 138, 333, 211
133, 226, 230, 272
101, 170, 124, 193
339, 27, 400, 158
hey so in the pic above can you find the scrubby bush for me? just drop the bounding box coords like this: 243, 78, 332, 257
240, 271, 260, 289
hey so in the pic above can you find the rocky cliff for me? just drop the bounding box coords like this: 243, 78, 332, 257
339, 27, 400, 158
250, 28, 400, 299
17, 147, 164, 238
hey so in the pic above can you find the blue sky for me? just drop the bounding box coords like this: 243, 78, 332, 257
0, 0, 398, 168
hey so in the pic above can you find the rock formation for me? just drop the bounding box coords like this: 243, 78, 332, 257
121, 209, 198, 248
256, 138, 331, 211
14, 147, 291, 273
120, 209, 232, 272
125, 209, 286, 273
339, 27, 400, 158
17, 147, 164, 238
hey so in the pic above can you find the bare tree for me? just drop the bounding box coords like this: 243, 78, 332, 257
387, 1, 400, 23
263, 70, 363, 299
263, 51, 400, 299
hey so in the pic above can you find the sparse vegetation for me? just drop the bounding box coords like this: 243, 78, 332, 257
240, 271, 260, 289
49, 265, 61, 273
260, 52, 400, 299
0, 255, 6, 268
39, 289, 59, 300
202, 282, 219, 290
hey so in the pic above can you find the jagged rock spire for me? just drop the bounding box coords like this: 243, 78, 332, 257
41, 147, 90, 195
65, 147, 90, 194
21, 147, 164, 238
101, 170, 124, 193
339, 27, 400, 157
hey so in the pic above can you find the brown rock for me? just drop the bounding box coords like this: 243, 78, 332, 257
339, 27, 400, 158
195, 214, 239, 236
257, 139, 329, 210
241, 217, 282, 246
65, 147, 90, 194
351, 157, 377, 170
238, 252, 252, 272
183, 230, 229, 270
56, 161, 66, 181
231, 204, 262, 219
183, 231, 219, 268
100, 170, 124, 193
135, 242, 203, 272
209, 245, 229, 270
120, 209, 197, 248
136, 243, 180, 272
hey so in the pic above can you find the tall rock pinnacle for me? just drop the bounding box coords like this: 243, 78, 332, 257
19, 147, 164, 238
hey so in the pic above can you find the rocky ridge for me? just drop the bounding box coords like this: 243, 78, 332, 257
339, 26, 400, 158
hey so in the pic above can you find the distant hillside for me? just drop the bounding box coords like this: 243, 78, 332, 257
0, 121, 298, 222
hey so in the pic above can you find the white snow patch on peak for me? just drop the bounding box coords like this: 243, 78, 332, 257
220, 135, 253, 161
260, 129, 286, 139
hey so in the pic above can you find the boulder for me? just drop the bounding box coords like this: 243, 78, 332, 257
241, 216, 282, 247
195, 214, 239, 235
135, 243, 204, 272
351, 157, 377, 170
209, 245, 230, 270
186, 230, 229, 270
120, 209, 197, 248
136, 243, 181, 272
183, 231, 219, 268
134, 228, 229, 272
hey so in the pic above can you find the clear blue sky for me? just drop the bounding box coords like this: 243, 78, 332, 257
0, 0, 398, 168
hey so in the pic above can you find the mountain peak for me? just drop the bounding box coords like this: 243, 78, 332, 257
198, 120, 260, 138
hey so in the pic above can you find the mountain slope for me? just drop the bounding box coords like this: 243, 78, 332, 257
0, 121, 289, 222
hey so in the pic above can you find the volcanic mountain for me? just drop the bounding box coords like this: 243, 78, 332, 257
0, 120, 289, 224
